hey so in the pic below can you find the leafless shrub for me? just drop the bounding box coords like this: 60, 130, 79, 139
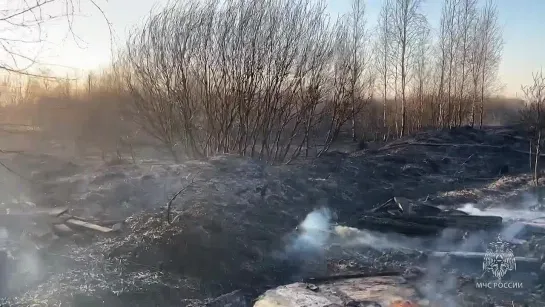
120, 0, 374, 162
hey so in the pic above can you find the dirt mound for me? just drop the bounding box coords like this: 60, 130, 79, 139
2, 126, 541, 306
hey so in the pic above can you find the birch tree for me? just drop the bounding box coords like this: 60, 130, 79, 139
390, 0, 426, 137
477, 0, 503, 128
347, 0, 370, 142
376, 0, 393, 140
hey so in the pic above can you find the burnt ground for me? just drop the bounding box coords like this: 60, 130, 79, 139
0, 125, 544, 306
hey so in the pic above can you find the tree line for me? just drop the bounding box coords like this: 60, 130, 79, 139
0, 0, 510, 163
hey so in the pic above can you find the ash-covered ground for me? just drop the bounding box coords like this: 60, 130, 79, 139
1, 126, 545, 306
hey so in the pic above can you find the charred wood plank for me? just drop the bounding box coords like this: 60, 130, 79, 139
410, 204, 442, 216
385, 215, 502, 230
438, 209, 469, 216
371, 198, 395, 213
302, 270, 402, 284
356, 216, 443, 236
52, 224, 74, 236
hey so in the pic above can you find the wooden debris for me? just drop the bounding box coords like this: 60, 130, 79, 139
255, 275, 418, 307
393, 197, 412, 214
439, 209, 469, 216
52, 224, 74, 236
0, 250, 6, 298
358, 197, 503, 236
371, 198, 443, 217
303, 271, 402, 284
371, 198, 395, 213
356, 216, 443, 236
49, 206, 69, 217
410, 204, 442, 216
386, 215, 503, 230
65, 219, 115, 233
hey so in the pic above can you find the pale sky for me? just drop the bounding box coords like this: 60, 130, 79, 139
23, 0, 545, 98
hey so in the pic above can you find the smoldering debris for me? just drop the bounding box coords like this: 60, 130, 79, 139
279, 199, 545, 306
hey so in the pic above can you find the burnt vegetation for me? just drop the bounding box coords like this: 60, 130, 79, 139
1, 1, 545, 306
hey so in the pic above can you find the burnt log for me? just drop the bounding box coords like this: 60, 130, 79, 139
370, 198, 397, 213
386, 215, 503, 231
371, 198, 442, 216
439, 209, 469, 216
357, 214, 502, 236
356, 216, 443, 236
410, 204, 442, 216
302, 271, 402, 284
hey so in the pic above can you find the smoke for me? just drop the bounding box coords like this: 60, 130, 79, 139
290, 207, 332, 253
285, 207, 422, 258
458, 203, 545, 221
283, 199, 544, 305
283, 204, 535, 305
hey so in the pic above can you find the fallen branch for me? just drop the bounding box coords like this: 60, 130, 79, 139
65, 218, 115, 233
0, 160, 33, 182
370, 198, 394, 213
166, 173, 200, 224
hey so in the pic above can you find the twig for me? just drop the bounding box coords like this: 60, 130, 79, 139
371, 198, 393, 212
454, 154, 475, 177
165, 173, 200, 224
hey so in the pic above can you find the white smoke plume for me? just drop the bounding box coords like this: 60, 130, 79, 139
292, 207, 332, 252
284, 201, 542, 306
285, 207, 421, 257
458, 203, 545, 222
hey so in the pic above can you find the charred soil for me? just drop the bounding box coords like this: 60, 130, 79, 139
0, 126, 543, 306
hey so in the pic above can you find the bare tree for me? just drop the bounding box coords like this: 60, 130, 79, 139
468, 3, 483, 127
375, 0, 393, 140
520, 71, 545, 186
413, 25, 431, 130
346, 0, 370, 142
477, 0, 503, 128
454, 0, 477, 126
390, 0, 426, 137
0, 0, 108, 75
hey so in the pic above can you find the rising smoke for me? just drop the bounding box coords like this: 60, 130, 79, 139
285, 207, 417, 257
284, 200, 544, 305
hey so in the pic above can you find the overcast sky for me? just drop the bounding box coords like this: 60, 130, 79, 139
27, 0, 545, 98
